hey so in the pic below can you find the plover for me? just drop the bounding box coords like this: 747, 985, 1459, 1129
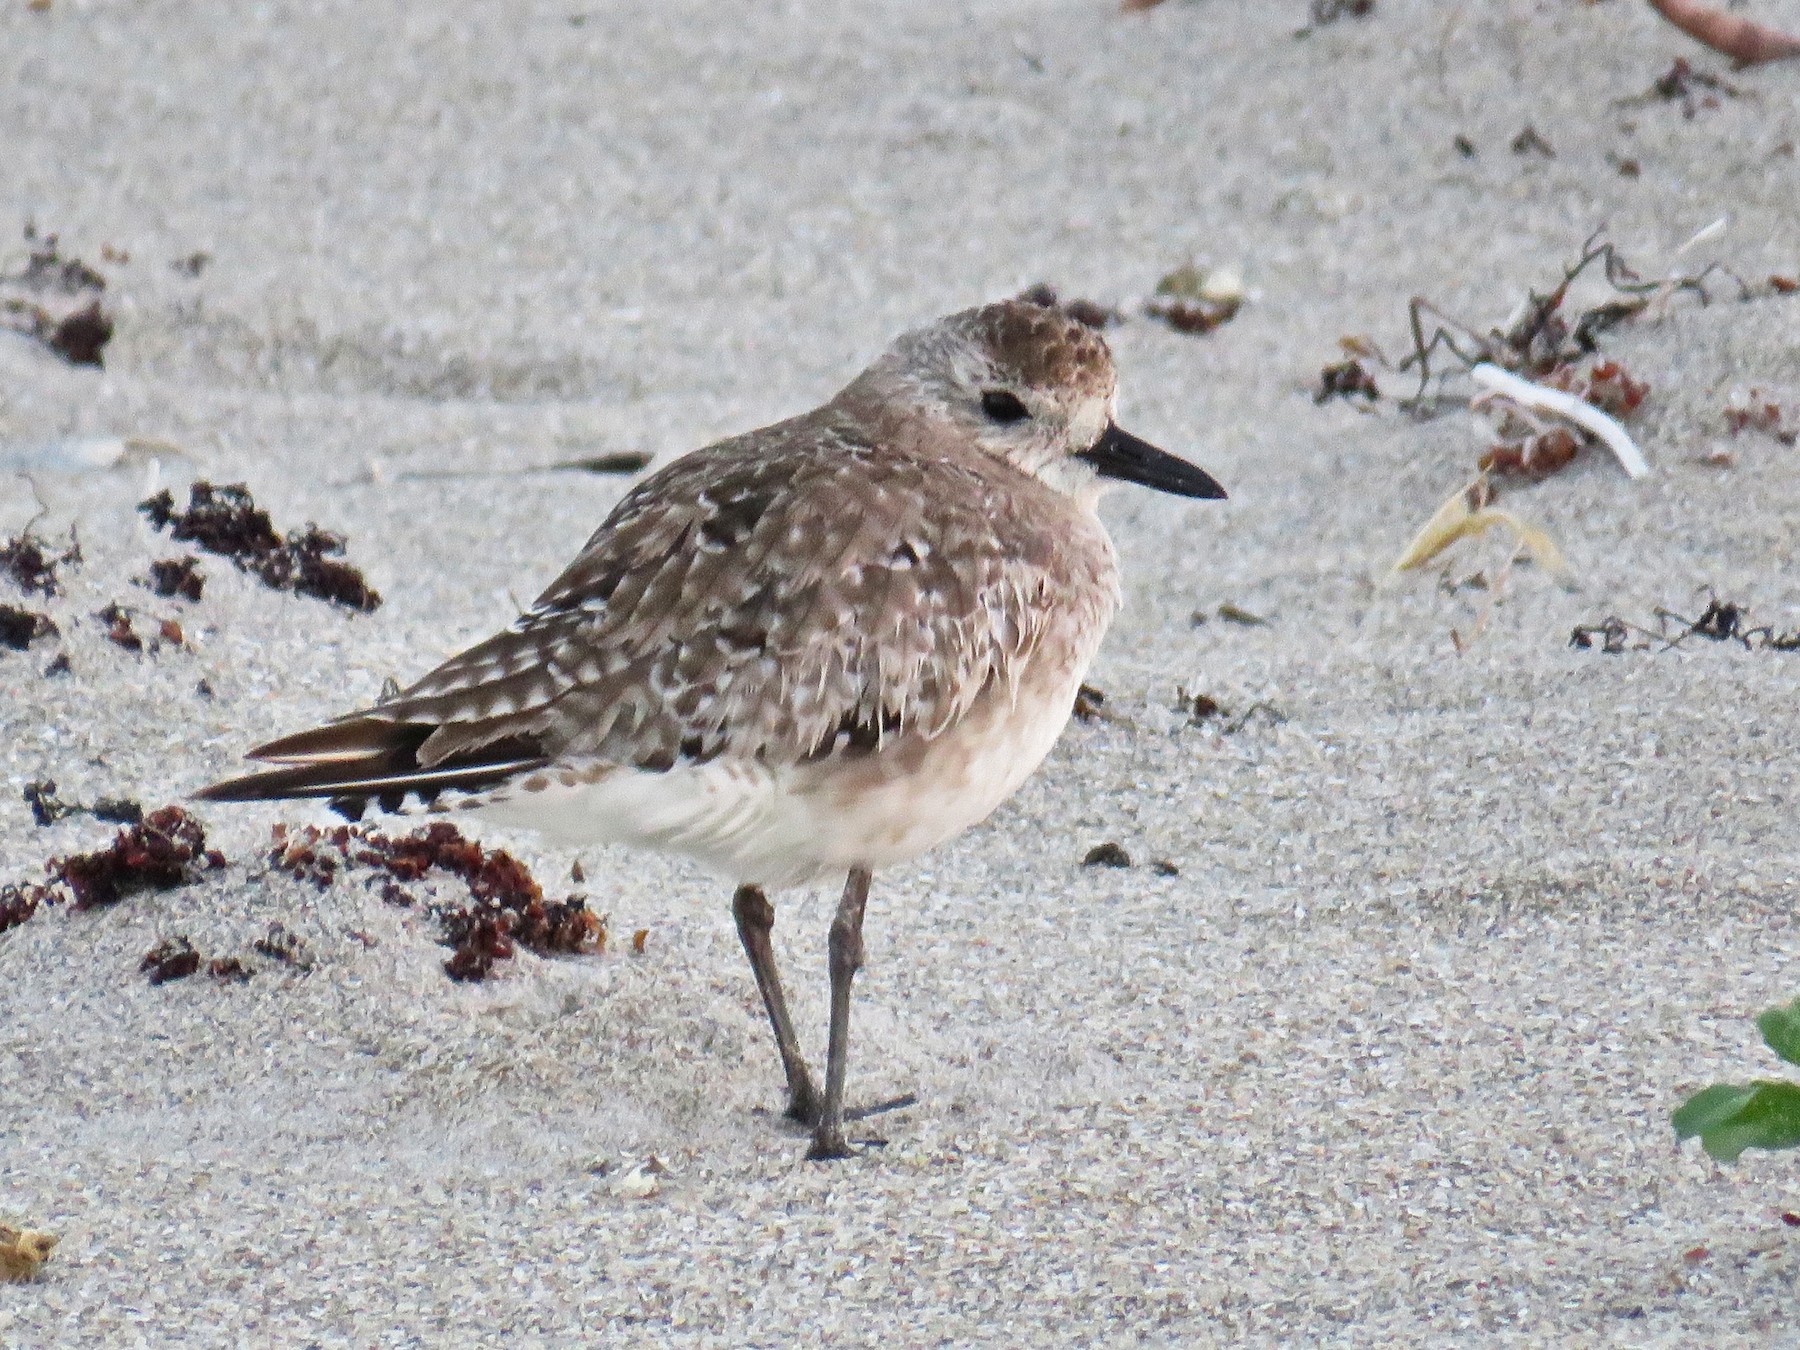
200, 296, 1226, 1159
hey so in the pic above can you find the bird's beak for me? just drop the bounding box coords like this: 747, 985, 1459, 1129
1076, 423, 1227, 500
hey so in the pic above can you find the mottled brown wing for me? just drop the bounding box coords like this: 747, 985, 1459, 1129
335, 410, 1116, 777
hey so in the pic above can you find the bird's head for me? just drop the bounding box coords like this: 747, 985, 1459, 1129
845, 294, 1226, 505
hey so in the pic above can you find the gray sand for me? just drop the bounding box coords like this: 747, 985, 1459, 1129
3, 1, 1799, 1342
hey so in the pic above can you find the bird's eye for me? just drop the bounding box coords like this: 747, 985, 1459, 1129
980, 390, 1030, 424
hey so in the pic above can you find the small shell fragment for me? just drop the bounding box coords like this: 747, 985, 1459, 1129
614, 1155, 673, 1199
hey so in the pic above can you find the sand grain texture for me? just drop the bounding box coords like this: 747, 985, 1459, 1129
3, 1, 1799, 1343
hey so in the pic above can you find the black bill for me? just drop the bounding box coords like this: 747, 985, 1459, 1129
1076, 423, 1227, 500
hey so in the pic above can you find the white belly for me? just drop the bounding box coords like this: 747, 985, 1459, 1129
471, 656, 1091, 889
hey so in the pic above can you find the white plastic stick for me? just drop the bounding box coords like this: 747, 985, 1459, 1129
1675, 216, 1728, 258
1470, 363, 1650, 479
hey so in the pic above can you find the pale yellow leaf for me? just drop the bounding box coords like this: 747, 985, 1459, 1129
1392, 488, 1568, 575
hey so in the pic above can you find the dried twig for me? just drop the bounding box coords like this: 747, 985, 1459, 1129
1389, 230, 1734, 409
1653, 595, 1800, 651
1646, 0, 1800, 67
1576, 596, 1800, 652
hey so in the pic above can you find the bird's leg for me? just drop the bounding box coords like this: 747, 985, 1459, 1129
807, 866, 871, 1161
731, 883, 822, 1125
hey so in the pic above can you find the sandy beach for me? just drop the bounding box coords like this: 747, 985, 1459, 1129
3, 0, 1799, 1342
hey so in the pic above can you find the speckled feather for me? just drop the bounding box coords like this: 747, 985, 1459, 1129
215, 299, 1125, 805
385, 411, 1117, 771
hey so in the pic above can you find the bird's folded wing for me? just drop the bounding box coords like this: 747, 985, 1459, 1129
251, 418, 1116, 785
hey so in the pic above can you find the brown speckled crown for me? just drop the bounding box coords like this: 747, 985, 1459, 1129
953, 297, 1117, 400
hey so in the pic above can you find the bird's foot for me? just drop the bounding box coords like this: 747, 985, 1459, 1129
783, 1090, 914, 1131
783, 1081, 824, 1128
804, 1126, 853, 1162
805, 1126, 891, 1162
801, 1095, 917, 1160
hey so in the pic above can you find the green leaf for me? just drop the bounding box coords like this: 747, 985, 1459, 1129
1674, 1082, 1800, 1163
1673, 1083, 1760, 1141
1758, 1000, 1800, 1067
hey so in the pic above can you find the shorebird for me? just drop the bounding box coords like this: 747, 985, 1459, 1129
200, 295, 1226, 1159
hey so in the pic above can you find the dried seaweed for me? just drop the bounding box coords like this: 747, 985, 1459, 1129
1176, 688, 1286, 733
139, 482, 380, 612
10, 230, 104, 291
96, 603, 144, 652
253, 923, 313, 971
92, 798, 144, 825
48, 805, 222, 909
1724, 390, 1797, 444
1185, 691, 1224, 723
269, 821, 604, 980
22, 781, 142, 828
22, 781, 73, 827
0, 884, 50, 934
1147, 298, 1242, 334
1621, 57, 1741, 119
208, 956, 253, 982
122, 933, 253, 985
1383, 231, 1722, 412
0, 605, 57, 651
1569, 616, 1634, 654
40, 302, 112, 365
0, 229, 114, 366
268, 824, 342, 888
1072, 683, 1108, 722
1308, 0, 1374, 24
140, 936, 201, 985
90, 602, 184, 654
1343, 236, 1705, 570
1572, 596, 1800, 652
1315, 358, 1380, 404
1216, 603, 1269, 626
1, 532, 79, 597
1510, 125, 1556, 158
145, 556, 206, 602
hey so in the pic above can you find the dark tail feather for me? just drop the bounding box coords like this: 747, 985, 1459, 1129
244, 718, 432, 765
196, 717, 548, 816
